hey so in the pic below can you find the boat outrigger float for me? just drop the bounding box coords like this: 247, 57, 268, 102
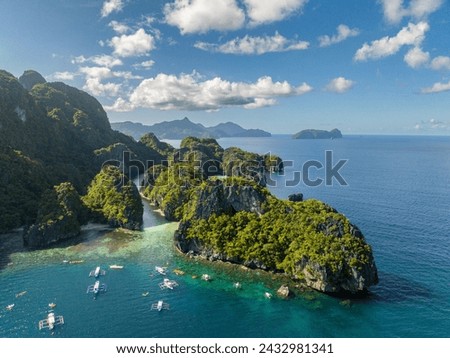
159, 278, 178, 290
86, 280, 107, 295
151, 300, 170, 311
89, 266, 106, 278
39, 312, 64, 330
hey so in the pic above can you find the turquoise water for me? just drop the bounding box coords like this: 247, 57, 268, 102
1, 135, 449, 337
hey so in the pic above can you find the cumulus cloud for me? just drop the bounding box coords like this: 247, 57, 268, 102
318, 24, 359, 47
109, 20, 130, 34
325, 77, 355, 93
108, 29, 155, 57
79, 66, 142, 97
105, 72, 312, 112
164, 0, 245, 34
379, 0, 443, 24
415, 118, 450, 130
49, 71, 76, 81
354, 22, 429, 61
421, 80, 450, 93
132, 60, 156, 69
101, 0, 124, 18
404, 47, 430, 68
244, 0, 308, 25
430, 56, 450, 70
72, 54, 123, 68
194, 32, 309, 55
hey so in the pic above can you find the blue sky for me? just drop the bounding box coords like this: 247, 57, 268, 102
1, 0, 450, 135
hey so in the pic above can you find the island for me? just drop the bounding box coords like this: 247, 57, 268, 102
111, 118, 272, 140
142, 137, 378, 295
0, 69, 377, 295
293, 128, 343, 139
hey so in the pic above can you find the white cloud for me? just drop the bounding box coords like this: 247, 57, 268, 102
244, 0, 308, 25
430, 56, 450, 70
101, 0, 124, 18
195, 32, 309, 55
80, 66, 113, 80
379, 0, 443, 24
109, 29, 155, 57
354, 22, 429, 61
49, 71, 76, 81
105, 72, 312, 112
164, 0, 245, 34
404, 47, 430, 68
318, 24, 359, 47
79, 66, 142, 97
72, 54, 123, 68
421, 80, 450, 93
325, 77, 355, 93
84, 78, 121, 97
133, 60, 156, 69
109, 20, 130, 34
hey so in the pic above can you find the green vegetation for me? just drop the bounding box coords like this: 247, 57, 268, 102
140, 133, 175, 157
83, 166, 143, 230
144, 136, 377, 292
0, 148, 49, 233
185, 196, 372, 275
23, 182, 85, 248
0, 69, 163, 234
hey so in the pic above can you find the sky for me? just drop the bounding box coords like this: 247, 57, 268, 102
1, 0, 450, 135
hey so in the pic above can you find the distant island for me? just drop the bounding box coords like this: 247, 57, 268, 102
111, 118, 272, 140
293, 128, 343, 139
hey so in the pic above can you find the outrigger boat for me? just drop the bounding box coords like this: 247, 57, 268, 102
201, 274, 211, 281
264, 292, 273, 299
39, 311, 64, 330
159, 278, 178, 290
151, 300, 170, 311
86, 280, 107, 295
6, 304, 15, 311
155, 266, 167, 275
89, 266, 106, 278
234, 282, 242, 289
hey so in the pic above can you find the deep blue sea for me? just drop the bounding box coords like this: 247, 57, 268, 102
1, 135, 449, 338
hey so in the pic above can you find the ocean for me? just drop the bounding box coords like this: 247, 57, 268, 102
1, 135, 449, 338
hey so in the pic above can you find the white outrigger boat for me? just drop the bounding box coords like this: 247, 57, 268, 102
86, 280, 107, 295
39, 311, 64, 330
155, 266, 167, 275
159, 278, 178, 290
6, 304, 15, 311
151, 300, 170, 311
89, 266, 106, 278
264, 292, 273, 299
234, 282, 242, 289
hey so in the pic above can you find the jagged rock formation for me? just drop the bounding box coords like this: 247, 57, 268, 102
24, 183, 85, 248
0, 69, 162, 242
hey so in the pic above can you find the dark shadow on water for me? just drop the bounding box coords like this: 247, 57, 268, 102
364, 271, 433, 304
0, 229, 25, 270
0, 226, 114, 271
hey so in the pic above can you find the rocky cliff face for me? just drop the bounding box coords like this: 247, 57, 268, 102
23, 183, 84, 248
